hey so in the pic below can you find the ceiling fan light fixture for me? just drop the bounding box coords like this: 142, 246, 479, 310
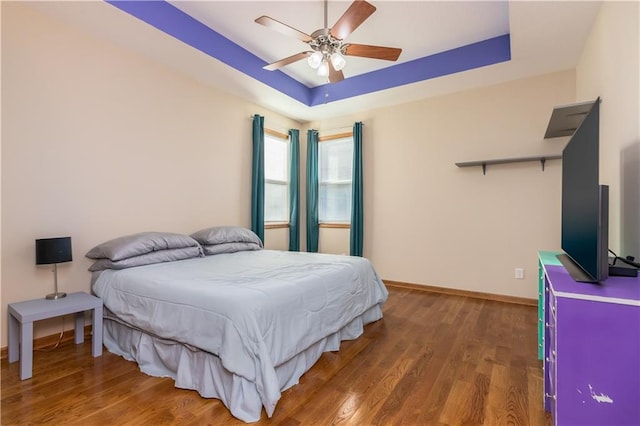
307, 51, 323, 69
256, 0, 402, 83
330, 52, 346, 71
317, 59, 330, 77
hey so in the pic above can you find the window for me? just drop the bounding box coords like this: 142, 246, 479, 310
319, 136, 353, 223
264, 132, 289, 222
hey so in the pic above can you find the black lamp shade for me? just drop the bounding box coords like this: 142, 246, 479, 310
35, 237, 72, 265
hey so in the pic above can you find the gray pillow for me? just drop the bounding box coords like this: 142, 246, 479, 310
86, 232, 202, 261
88, 246, 202, 272
202, 242, 262, 256
190, 226, 263, 248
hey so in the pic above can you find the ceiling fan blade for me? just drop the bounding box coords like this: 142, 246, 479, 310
344, 44, 402, 61
328, 60, 345, 83
263, 52, 313, 71
330, 0, 376, 40
255, 16, 312, 43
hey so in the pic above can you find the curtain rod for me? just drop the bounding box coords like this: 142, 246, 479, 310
315, 123, 364, 134
250, 117, 364, 135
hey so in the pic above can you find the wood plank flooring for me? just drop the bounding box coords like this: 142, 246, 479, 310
1, 286, 551, 425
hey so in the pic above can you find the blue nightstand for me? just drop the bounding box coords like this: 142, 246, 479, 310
7, 291, 103, 380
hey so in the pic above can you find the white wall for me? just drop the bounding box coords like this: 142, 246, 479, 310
265, 227, 289, 250
576, 1, 640, 257
310, 70, 576, 299
0, 3, 299, 346
318, 227, 350, 255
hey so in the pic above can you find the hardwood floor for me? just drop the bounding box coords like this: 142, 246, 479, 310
1, 286, 551, 425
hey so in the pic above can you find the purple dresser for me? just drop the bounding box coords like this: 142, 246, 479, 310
540, 253, 640, 425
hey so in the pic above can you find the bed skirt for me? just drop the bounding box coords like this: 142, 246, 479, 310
102, 304, 384, 423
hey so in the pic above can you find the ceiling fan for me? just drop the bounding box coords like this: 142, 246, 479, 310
255, 0, 402, 83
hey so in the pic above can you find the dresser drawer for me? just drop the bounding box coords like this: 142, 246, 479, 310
543, 284, 557, 415
548, 290, 557, 321
547, 342, 556, 397
545, 317, 557, 413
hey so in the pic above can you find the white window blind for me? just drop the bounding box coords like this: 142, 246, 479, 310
319, 137, 353, 223
265, 133, 289, 222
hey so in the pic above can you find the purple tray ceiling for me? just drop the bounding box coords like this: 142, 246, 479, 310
107, 1, 511, 107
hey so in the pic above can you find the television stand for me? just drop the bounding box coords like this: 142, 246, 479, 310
556, 253, 598, 283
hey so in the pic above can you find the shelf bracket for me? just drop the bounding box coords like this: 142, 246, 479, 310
482, 163, 487, 175
541, 158, 546, 171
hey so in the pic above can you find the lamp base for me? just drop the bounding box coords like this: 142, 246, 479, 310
46, 292, 67, 300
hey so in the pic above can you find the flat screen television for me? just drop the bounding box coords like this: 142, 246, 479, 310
557, 98, 609, 283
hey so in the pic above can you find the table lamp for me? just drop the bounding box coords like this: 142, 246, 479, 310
35, 237, 72, 300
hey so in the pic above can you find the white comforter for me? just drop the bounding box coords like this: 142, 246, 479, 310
92, 250, 388, 419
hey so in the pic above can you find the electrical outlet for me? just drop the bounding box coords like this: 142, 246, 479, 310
515, 268, 524, 279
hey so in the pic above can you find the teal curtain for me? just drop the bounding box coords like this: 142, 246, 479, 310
306, 129, 319, 252
288, 129, 300, 251
350, 122, 364, 256
251, 114, 265, 244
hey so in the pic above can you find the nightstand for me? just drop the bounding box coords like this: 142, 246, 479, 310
7, 291, 103, 380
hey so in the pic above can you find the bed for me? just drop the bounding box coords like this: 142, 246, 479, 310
88, 228, 388, 423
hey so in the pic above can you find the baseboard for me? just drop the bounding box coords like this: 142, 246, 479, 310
383, 280, 537, 307
0, 325, 93, 361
